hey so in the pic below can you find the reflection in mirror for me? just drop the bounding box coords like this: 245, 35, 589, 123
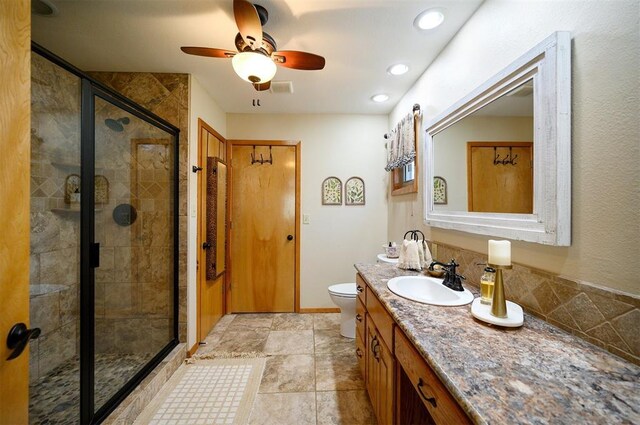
433, 79, 533, 213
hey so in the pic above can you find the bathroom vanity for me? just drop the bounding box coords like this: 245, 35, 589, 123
354, 263, 640, 424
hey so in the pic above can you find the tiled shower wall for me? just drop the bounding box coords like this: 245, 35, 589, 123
432, 242, 640, 365
89, 72, 189, 342
29, 53, 81, 383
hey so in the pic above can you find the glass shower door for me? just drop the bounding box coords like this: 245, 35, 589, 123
91, 93, 177, 417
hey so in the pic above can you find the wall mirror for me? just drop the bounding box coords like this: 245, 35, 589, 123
424, 32, 571, 246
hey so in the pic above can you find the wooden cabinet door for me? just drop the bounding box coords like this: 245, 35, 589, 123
365, 315, 378, 413
366, 314, 395, 425
0, 1, 31, 422
377, 332, 395, 425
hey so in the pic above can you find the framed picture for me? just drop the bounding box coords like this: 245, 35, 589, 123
434, 176, 447, 204
345, 177, 365, 205
322, 177, 342, 205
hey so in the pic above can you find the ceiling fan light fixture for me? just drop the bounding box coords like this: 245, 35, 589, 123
414, 8, 445, 30
387, 64, 409, 76
232, 51, 277, 84
371, 94, 390, 103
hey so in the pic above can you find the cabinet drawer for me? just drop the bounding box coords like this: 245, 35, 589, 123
356, 296, 365, 342
366, 287, 394, 350
394, 328, 471, 424
356, 273, 366, 305
355, 333, 365, 378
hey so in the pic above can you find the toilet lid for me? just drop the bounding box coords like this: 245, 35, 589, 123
328, 283, 357, 297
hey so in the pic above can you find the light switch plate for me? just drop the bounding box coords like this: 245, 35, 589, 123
303, 214, 310, 224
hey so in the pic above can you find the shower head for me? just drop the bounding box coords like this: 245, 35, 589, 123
104, 117, 130, 132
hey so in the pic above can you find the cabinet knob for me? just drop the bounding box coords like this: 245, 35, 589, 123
417, 378, 437, 408
356, 347, 363, 358
355, 314, 363, 322
356, 285, 364, 293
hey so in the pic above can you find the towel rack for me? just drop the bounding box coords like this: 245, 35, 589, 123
403, 229, 425, 242
250, 145, 273, 165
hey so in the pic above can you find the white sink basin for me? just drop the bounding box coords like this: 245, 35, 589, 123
387, 276, 474, 306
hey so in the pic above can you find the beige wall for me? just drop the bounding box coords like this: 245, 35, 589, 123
227, 114, 388, 308
389, 0, 639, 294
187, 75, 227, 348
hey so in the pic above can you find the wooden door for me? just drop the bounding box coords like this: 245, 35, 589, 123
0, 0, 31, 422
467, 142, 533, 213
197, 120, 226, 344
230, 142, 299, 312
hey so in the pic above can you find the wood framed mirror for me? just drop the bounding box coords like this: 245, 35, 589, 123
424, 32, 571, 246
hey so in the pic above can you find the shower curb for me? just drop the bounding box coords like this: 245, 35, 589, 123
102, 343, 187, 425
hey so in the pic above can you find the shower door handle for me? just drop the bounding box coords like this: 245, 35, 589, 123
6, 323, 41, 360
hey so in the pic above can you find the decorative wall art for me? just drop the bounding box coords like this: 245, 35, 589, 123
95, 175, 110, 204
321, 177, 342, 205
64, 174, 110, 205
64, 174, 81, 204
345, 177, 365, 205
434, 176, 447, 204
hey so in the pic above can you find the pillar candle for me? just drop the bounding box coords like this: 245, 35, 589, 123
488, 240, 511, 266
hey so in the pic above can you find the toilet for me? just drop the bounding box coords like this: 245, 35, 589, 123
328, 283, 357, 338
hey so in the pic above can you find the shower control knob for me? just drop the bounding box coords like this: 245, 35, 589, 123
6, 323, 40, 361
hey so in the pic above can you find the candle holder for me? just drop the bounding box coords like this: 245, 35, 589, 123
488, 263, 512, 318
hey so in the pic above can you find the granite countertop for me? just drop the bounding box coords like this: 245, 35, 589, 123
355, 263, 640, 424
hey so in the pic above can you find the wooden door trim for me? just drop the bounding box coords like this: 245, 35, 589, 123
227, 139, 301, 312
196, 119, 227, 344
466, 141, 533, 211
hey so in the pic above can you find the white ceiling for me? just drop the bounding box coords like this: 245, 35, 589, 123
32, 0, 483, 114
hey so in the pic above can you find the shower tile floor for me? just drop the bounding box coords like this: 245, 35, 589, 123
30, 353, 154, 425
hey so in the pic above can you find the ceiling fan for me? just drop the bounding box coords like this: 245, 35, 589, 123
181, 0, 326, 91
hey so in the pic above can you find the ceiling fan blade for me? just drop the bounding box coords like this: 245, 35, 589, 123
234, 0, 263, 50
180, 47, 236, 58
253, 81, 271, 91
273, 50, 325, 70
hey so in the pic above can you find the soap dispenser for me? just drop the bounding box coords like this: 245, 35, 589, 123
480, 267, 496, 305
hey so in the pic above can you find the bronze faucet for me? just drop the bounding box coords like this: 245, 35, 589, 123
429, 259, 465, 292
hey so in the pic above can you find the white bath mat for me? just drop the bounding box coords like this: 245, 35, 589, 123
134, 358, 266, 425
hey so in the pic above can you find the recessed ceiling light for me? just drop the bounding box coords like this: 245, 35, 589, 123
387, 64, 409, 76
371, 94, 389, 103
414, 8, 445, 30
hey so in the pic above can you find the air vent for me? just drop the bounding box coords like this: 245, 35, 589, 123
269, 81, 294, 94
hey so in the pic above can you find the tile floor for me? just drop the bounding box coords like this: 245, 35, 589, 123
195, 313, 376, 425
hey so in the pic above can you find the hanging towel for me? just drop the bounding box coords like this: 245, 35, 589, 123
397, 240, 421, 271
420, 240, 433, 269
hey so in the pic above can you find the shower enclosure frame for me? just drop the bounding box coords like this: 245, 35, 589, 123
32, 43, 180, 425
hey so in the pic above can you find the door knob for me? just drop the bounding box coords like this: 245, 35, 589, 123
6, 323, 40, 360
287, 235, 294, 241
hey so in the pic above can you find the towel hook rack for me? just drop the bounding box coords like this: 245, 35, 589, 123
250, 145, 273, 165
